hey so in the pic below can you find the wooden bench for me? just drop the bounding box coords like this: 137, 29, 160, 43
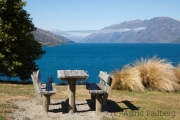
86, 71, 113, 112
31, 70, 56, 112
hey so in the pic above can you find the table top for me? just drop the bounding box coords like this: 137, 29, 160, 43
57, 70, 89, 80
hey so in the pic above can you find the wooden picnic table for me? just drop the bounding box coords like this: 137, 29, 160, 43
57, 70, 89, 113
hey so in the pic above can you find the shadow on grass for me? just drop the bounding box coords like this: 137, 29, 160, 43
121, 100, 139, 110
48, 98, 69, 113
47, 99, 140, 114
85, 99, 140, 112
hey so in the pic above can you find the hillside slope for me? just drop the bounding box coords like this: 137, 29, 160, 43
171, 37, 180, 43
33, 28, 74, 45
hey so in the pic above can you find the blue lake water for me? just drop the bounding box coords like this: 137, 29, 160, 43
1, 43, 180, 84
36, 43, 180, 84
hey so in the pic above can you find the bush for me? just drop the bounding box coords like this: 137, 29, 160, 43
133, 56, 179, 92
111, 65, 144, 91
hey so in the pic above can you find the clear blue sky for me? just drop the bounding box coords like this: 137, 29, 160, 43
24, 0, 180, 31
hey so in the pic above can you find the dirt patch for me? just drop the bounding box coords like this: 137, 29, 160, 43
7, 98, 120, 120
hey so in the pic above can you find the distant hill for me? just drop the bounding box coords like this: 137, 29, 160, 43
171, 37, 180, 43
82, 17, 180, 43
33, 28, 74, 46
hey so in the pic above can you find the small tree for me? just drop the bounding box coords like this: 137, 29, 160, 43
0, 0, 45, 80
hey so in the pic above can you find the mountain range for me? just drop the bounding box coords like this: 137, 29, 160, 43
81, 17, 180, 43
36, 17, 180, 44
33, 28, 74, 46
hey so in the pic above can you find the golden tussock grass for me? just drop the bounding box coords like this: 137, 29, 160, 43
174, 64, 180, 84
111, 65, 144, 91
133, 56, 180, 92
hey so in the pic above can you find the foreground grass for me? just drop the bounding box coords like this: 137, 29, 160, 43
0, 82, 180, 120
0, 102, 19, 120
109, 90, 180, 120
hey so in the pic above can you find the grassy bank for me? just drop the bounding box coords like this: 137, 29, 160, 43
0, 82, 180, 120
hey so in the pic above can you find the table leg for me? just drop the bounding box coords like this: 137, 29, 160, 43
68, 79, 76, 113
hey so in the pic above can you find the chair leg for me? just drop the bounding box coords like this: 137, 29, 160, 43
96, 94, 103, 113
42, 94, 50, 112
91, 94, 96, 104
103, 93, 108, 105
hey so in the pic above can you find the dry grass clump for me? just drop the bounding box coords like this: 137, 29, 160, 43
111, 65, 144, 91
111, 56, 180, 92
133, 56, 179, 92
174, 64, 180, 84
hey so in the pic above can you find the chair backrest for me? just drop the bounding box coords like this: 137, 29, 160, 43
31, 70, 42, 104
98, 71, 112, 93
98, 71, 113, 105
34, 70, 41, 87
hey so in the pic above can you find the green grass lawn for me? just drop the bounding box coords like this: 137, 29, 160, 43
0, 82, 180, 120
108, 90, 180, 120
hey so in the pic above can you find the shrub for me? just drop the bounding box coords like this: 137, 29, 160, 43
133, 56, 179, 92
111, 65, 144, 91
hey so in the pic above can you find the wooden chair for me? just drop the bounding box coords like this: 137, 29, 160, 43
31, 70, 56, 112
86, 71, 113, 112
